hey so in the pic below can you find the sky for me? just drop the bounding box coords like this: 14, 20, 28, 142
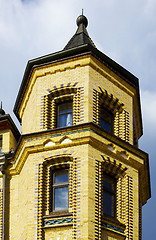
0, 0, 155, 238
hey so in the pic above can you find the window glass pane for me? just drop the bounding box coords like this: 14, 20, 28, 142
54, 187, 68, 210
59, 102, 72, 114
103, 180, 113, 191
100, 117, 111, 132
103, 191, 114, 216
59, 113, 72, 127
57, 102, 73, 127
54, 170, 68, 184
100, 108, 113, 133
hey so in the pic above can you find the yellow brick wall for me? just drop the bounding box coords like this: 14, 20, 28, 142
1, 129, 17, 153
20, 54, 136, 145
7, 53, 147, 240
7, 126, 142, 240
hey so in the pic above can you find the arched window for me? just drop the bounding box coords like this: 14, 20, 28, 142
51, 168, 69, 211
102, 175, 116, 217
56, 101, 73, 128
100, 108, 114, 133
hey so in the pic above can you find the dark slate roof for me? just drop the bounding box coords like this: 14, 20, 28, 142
0, 114, 20, 141
64, 15, 96, 50
13, 14, 143, 137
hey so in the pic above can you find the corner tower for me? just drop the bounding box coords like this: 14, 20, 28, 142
8, 15, 150, 240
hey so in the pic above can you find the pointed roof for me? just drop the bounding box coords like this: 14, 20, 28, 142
64, 15, 96, 50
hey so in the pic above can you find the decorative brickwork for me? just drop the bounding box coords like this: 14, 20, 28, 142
93, 89, 100, 125
41, 83, 84, 130
98, 87, 124, 114
72, 157, 81, 239
44, 217, 73, 226
79, 87, 84, 123
37, 164, 44, 240
124, 176, 133, 240
42, 152, 73, 216
41, 95, 52, 129
114, 111, 120, 137
101, 221, 124, 234
0, 189, 3, 239
92, 88, 130, 144
116, 178, 124, 221
119, 110, 130, 143
95, 159, 102, 240
101, 155, 127, 179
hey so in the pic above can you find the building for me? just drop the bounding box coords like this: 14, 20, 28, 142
0, 14, 150, 240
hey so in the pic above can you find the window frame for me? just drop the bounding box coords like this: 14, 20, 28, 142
50, 168, 69, 213
102, 174, 116, 218
100, 107, 114, 134
56, 100, 73, 128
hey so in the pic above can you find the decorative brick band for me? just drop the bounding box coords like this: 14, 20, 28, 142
101, 221, 124, 234
72, 157, 81, 239
124, 175, 133, 239
47, 82, 78, 97
44, 217, 73, 226
95, 160, 102, 240
37, 164, 44, 239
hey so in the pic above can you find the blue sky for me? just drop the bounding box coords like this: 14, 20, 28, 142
0, 0, 155, 238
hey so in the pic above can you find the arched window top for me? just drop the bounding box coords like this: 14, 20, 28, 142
101, 155, 127, 179
47, 82, 78, 98
99, 87, 124, 114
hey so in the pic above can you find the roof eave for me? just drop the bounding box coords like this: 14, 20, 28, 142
0, 114, 20, 141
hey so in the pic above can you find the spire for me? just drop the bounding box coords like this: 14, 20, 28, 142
0, 102, 5, 116
64, 14, 96, 50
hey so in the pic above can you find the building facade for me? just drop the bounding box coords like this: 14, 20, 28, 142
0, 15, 150, 240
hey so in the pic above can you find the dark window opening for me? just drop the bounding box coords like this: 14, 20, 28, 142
57, 101, 73, 128
102, 175, 116, 217
0, 136, 2, 153
51, 169, 69, 211
100, 108, 114, 133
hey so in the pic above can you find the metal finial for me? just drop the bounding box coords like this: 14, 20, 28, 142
76, 13, 88, 28
82, 9, 84, 15
0, 101, 5, 116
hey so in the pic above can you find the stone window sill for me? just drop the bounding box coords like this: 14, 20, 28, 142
102, 214, 125, 235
